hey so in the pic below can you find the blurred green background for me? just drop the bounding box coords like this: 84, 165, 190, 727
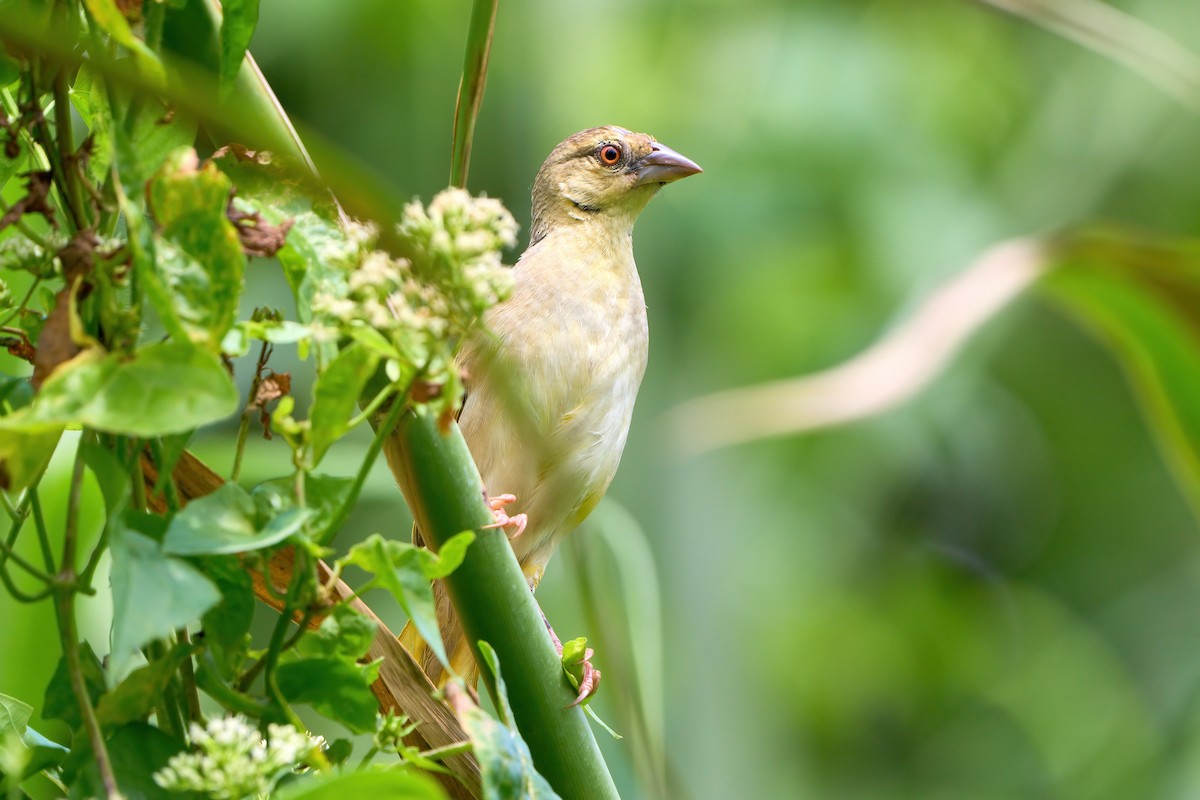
7, 0, 1200, 797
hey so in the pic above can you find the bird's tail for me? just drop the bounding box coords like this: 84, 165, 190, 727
397, 574, 481, 687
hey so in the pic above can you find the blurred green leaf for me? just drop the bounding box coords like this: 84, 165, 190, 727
334, 531, 475, 670
462, 643, 560, 800
80, 0, 165, 83
252, 472, 354, 545
0, 426, 61, 494
0, 693, 31, 737
42, 642, 105, 729
199, 556, 254, 678
148, 150, 246, 346
296, 604, 377, 661
109, 514, 221, 676
211, 149, 351, 325
275, 656, 380, 734
309, 341, 380, 467
272, 768, 446, 800
219, 0, 260, 96
163, 481, 313, 555
68, 722, 188, 800
95, 646, 190, 729
1044, 234, 1200, 515
5, 343, 238, 436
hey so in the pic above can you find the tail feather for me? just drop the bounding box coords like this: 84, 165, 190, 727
398, 577, 480, 687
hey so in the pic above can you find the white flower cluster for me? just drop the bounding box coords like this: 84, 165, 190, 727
153, 716, 324, 799
312, 188, 517, 351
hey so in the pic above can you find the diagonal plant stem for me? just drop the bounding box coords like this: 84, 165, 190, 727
449, 0, 499, 189
978, 0, 1200, 110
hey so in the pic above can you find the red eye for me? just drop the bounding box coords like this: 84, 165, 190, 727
598, 144, 622, 165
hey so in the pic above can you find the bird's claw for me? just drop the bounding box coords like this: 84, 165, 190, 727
482, 492, 527, 539
551, 630, 601, 707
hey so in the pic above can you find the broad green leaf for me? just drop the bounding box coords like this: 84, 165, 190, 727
68, 722, 187, 800
334, 532, 476, 670
0, 694, 31, 737
163, 481, 313, 555
464, 643, 561, 800
42, 642, 106, 729
274, 657, 380, 734
272, 768, 446, 800
219, 0, 261, 96
309, 342, 380, 466
109, 514, 221, 676
149, 150, 246, 346
1043, 235, 1200, 516
8, 343, 238, 436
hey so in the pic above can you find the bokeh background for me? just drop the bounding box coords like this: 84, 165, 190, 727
6, 0, 1200, 797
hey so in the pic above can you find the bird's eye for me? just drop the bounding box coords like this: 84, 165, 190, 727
598, 144, 622, 166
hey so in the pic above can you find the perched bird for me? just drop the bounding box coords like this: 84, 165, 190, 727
391, 126, 701, 694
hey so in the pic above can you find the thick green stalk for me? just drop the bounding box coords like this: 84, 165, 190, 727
392, 408, 620, 799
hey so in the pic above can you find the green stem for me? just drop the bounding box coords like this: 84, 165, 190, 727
55, 437, 120, 799
29, 488, 56, 573
262, 549, 308, 730
52, 63, 90, 229
321, 385, 407, 545
449, 0, 499, 188
392, 409, 620, 799
416, 740, 473, 763
195, 650, 270, 717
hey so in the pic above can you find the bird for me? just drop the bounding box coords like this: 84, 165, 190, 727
389, 125, 701, 696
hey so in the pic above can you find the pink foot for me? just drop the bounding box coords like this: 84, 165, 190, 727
546, 624, 601, 707
482, 493, 527, 539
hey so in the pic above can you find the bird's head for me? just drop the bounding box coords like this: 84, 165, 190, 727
530, 126, 702, 243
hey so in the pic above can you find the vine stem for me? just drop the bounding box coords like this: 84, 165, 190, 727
55, 436, 120, 799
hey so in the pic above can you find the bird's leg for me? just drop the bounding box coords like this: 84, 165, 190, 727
481, 492, 527, 540
541, 608, 601, 707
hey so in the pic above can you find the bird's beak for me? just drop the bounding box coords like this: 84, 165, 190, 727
633, 142, 703, 187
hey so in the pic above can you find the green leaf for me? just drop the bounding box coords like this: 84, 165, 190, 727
464, 643, 561, 800
0, 694, 32, 738
334, 532, 476, 671
0, 426, 61, 494
296, 604, 377, 661
6, 343, 238, 436
274, 657, 380, 734
1043, 235, 1200, 517
211, 151, 352, 325
95, 645, 191, 729
271, 768, 446, 800
80, 0, 166, 83
252, 472, 354, 545
163, 481, 313, 555
199, 556, 255, 678
80, 437, 129, 517
219, 0, 260, 96
69, 722, 189, 800
148, 150, 246, 346
42, 642, 106, 729
109, 514, 221, 676
309, 342, 381, 466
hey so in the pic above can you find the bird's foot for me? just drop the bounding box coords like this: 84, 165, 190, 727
546, 624, 601, 707
482, 492, 527, 540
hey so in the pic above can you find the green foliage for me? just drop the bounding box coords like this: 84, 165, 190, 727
0, 1, 545, 795
463, 644, 560, 800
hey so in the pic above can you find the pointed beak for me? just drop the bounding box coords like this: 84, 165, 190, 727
633, 142, 703, 187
